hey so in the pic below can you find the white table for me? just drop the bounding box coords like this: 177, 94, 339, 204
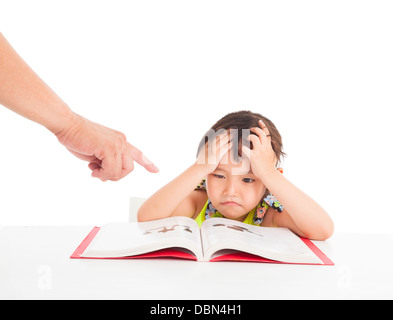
1, 226, 392, 299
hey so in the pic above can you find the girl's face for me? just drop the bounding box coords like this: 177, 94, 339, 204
205, 152, 266, 221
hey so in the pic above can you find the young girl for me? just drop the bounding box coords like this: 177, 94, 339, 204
138, 111, 334, 241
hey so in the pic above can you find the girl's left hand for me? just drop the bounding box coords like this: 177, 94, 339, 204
242, 120, 277, 180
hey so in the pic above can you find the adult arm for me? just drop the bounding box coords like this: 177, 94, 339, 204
0, 33, 158, 181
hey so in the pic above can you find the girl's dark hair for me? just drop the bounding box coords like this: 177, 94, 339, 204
197, 110, 285, 166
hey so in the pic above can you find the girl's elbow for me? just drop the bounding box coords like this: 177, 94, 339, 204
136, 210, 145, 222
312, 229, 333, 241
137, 205, 150, 222
323, 217, 335, 240
309, 220, 335, 241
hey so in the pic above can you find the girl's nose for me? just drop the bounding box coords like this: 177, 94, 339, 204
223, 179, 238, 197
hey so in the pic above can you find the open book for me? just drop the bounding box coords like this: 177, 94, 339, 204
71, 216, 333, 265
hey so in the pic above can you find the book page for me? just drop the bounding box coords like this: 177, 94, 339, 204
201, 218, 322, 264
82, 216, 203, 259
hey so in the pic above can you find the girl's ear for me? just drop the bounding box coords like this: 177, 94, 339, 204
277, 167, 283, 174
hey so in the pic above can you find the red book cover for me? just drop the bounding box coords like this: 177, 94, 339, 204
71, 227, 334, 265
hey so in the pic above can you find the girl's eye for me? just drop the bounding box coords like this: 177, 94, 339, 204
213, 174, 225, 179
242, 177, 254, 183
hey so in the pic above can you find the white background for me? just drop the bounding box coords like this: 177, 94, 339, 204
0, 1, 392, 233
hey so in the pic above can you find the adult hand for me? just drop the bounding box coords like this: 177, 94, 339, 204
56, 113, 159, 181
0, 33, 158, 181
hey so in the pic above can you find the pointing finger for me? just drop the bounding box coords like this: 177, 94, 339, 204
128, 144, 159, 173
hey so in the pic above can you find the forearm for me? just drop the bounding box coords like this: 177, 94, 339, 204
262, 170, 334, 239
137, 163, 207, 221
0, 33, 74, 134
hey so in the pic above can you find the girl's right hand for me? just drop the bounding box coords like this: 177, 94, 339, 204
196, 131, 232, 175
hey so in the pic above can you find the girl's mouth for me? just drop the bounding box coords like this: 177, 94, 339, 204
220, 201, 241, 207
